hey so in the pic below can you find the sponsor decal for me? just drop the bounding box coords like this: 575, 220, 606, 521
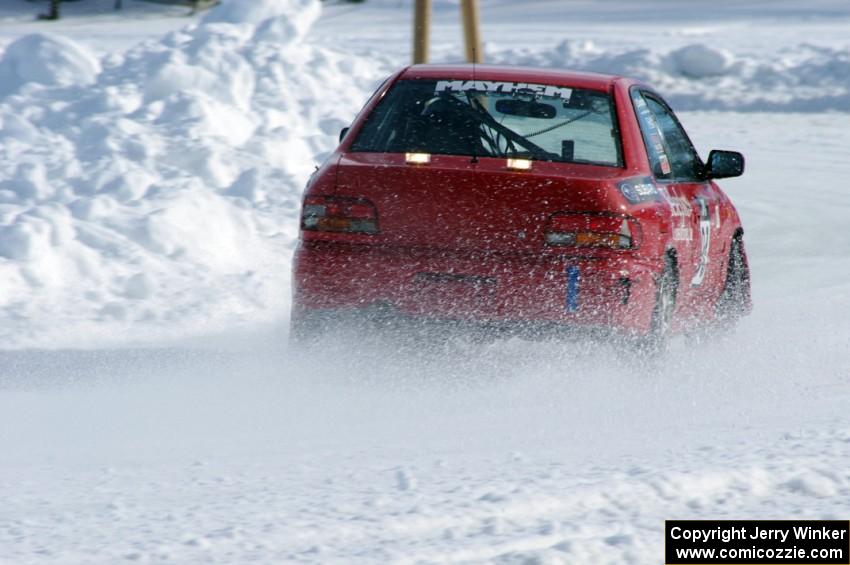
618, 177, 659, 203
659, 154, 672, 175
435, 80, 572, 101
673, 226, 693, 242
630, 181, 656, 198
668, 195, 692, 218
668, 193, 693, 241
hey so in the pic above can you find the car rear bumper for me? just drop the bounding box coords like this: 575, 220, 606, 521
292, 241, 662, 334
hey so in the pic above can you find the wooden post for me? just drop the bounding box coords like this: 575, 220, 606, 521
460, 0, 482, 63
413, 0, 431, 64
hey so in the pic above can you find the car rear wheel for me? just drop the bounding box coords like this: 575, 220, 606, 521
715, 236, 751, 328
632, 255, 678, 357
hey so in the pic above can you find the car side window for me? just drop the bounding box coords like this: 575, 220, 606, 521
631, 89, 672, 179
631, 89, 702, 181
644, 95, 703, 181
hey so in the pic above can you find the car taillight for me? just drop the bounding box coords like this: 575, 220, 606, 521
545, 213, 640, 249
301, 196, 379, 234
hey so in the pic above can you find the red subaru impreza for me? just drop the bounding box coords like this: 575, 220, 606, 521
291, 65, 751, 349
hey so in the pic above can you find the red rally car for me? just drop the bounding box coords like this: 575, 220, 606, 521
291, 65, 751, 349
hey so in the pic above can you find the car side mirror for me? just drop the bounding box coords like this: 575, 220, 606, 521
706, 150, 744, 179
339, 126, 350, 144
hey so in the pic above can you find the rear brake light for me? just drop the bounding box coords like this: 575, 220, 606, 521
545, 213, 639, 249
301, 196, 379, 234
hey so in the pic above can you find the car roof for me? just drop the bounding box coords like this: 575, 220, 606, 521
400, 64, 622, 92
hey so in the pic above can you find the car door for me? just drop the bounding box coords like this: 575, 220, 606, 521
630, 88, 722, 318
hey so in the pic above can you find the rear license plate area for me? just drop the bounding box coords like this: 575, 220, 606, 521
409, 272, 496, 316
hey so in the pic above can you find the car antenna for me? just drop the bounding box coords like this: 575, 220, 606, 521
471, 47, 479, 164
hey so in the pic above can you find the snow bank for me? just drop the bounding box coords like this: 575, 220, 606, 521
0, 0, 387, 348
202, 0, 321, 39
0, 34, 101, 97
668, 44, 736, 78
485, 40, 850, 111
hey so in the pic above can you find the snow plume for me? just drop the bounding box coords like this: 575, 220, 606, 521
0, 0, 386, 348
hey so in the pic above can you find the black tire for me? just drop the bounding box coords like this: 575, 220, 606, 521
715, 236, 751, 327
634, 254, 678, 357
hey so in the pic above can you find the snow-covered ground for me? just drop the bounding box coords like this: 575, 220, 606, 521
1, 0, 849, 563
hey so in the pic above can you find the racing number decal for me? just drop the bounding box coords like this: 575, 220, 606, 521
691, 197, 711, 287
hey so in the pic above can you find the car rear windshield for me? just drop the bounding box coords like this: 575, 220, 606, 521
350, 79, 622, 167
